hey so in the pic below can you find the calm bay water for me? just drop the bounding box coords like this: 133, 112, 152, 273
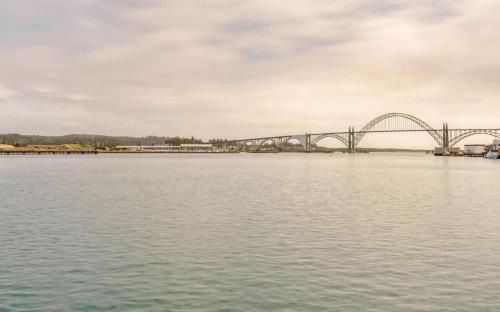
1, 153, 500, 311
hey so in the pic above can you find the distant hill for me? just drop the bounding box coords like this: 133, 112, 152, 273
0, 133, 203, 148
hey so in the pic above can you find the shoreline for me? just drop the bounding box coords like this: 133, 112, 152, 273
0, 150, 239, 155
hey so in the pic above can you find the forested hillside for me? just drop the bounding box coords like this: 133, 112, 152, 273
0, 134, 203, 147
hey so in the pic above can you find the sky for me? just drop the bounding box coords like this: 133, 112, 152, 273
0, 0, 499, 146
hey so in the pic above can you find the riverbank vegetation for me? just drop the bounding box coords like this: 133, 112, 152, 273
0, 134, 203, 148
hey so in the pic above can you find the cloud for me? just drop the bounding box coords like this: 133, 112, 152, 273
0, 0, 499, 148
0, 84, 16, 99
65, 93, 94, 101
32, 85, 59, 94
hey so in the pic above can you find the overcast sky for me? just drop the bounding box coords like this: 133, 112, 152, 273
0, 0, 499, 144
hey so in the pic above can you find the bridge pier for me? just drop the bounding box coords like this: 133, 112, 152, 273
442, 123, 450, 148
348, 126, 355, 153
305, 133, 311, 152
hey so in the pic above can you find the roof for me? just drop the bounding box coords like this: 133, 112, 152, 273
179, 144, 213, 147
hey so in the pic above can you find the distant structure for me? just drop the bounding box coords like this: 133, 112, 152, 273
117, 144, 214, 152
224, 113, 500, 153
464, 144, 488, 157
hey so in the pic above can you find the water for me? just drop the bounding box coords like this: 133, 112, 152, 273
1, 153, 500, 311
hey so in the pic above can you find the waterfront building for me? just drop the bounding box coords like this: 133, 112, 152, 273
464, 144, 488, 156
116, 144, 214, 152
179, 144, 214, 151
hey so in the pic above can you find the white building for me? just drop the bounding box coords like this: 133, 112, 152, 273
116, 144, 214, 152
179, 144, 214, 151
464, 144, 487, 156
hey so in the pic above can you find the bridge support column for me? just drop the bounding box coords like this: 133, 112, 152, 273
442, 123, 450, 148
305, 133, 311, 152
348, 126, 355, 153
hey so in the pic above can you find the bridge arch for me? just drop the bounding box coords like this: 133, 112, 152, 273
283, 137, 306, 150
450, 130, 500, 147
258, 138, 278, 149
355, 113, 442, 147
311, 134, 349, 148
244, 140, 255, 146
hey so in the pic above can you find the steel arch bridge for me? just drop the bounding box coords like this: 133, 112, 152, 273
353, 113, 443, 147
225, 113, 500, 152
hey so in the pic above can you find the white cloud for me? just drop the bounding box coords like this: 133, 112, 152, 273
0, 85, 16, 99
65, 93, 94, 101
32, 85, 59, 94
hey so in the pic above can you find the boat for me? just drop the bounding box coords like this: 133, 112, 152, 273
484, 139, 500, 159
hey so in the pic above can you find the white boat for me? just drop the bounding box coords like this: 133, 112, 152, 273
484, 139, 500, 159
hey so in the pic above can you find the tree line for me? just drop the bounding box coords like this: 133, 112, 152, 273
0, 133, 203, 148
